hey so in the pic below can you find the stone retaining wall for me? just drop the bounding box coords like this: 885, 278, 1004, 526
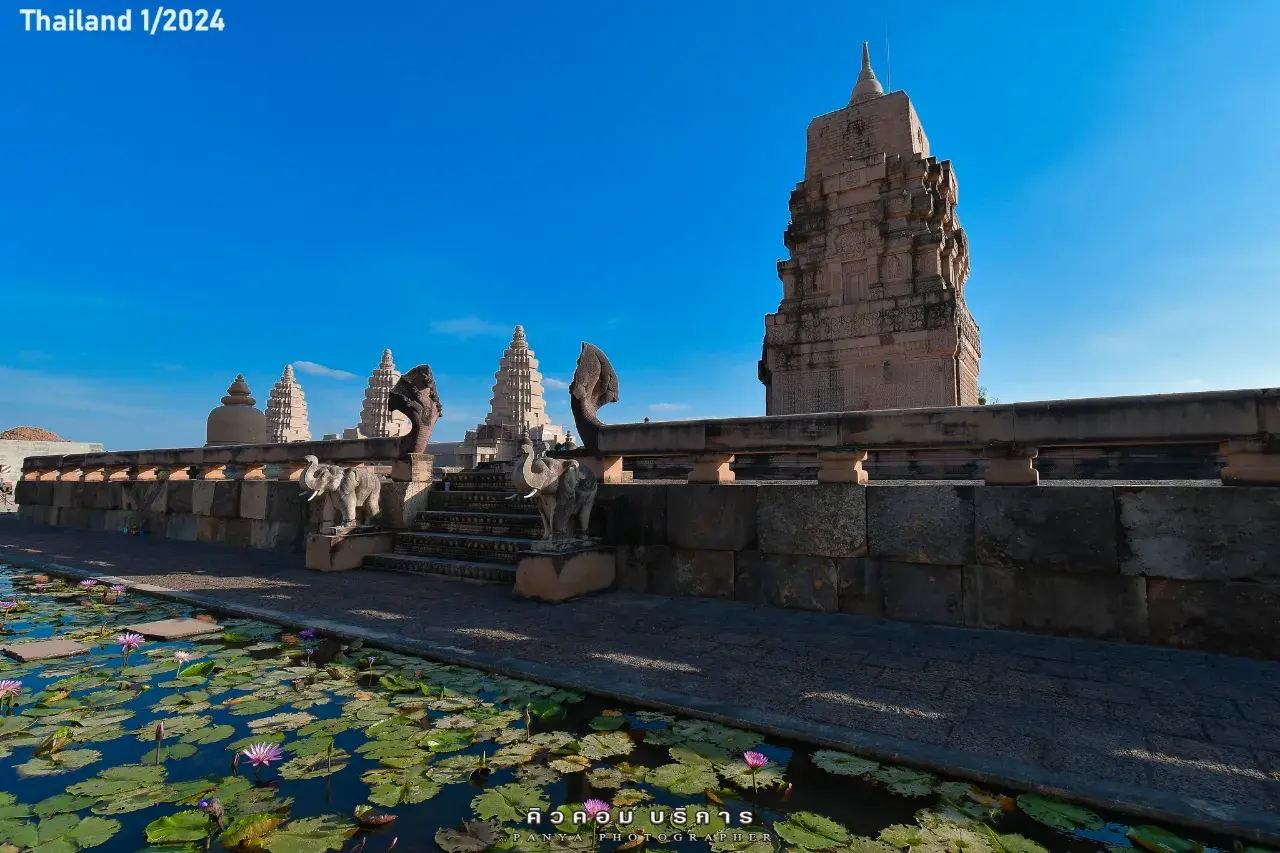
595, 483, 1280, 660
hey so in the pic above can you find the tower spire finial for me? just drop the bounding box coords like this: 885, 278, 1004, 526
850, 40, 885, 104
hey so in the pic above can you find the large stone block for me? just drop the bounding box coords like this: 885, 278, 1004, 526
211, 482, 240, 518
192, 482, 216, 516
251, 520, 301, 552
224, 518, 253, 548
239, 480, 268, 520
597, 484, 667, 545
1118, 486, 1280, 581
963, 564, 1148, 641
867, 484, 974, 564
98, 483, 124, 510
52, 483, 78, 508
165, 514, 198, 542
167, 481, 194, 515
514, 547, 616, 603
380, 481, 430, 530
34, 482, 53, 506
836, 557, 884, 617
615, 544, 668, 593
1147, 578, 1280, 659
266, 481, 306, 525
196, 516, 226, 543
76, 482, 99, 509
975, 486, 1118, 573
735, 551, 839, 611
14, 480, 37, 505
133, 482, 168, 514
881, 560, 964, 626
306, 530, 395, 572
757, 484, 866, 557
666, 485, 758, 551
102, 509, 129, 533
650, 548, 734, 599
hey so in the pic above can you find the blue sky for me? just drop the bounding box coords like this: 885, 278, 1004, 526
3, 0, 1278, 450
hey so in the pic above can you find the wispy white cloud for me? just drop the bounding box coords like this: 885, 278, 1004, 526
543, 377, 569, 389
294, 361, 359, 380
649, 403, 687, 412
429, 317, 510, 338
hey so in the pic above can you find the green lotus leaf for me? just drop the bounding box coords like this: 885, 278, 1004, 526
491, 742, 542, 767
176, 661, 216, 677
366, 775, 442, 808
516, 764, 560, 786
91, 790, 175, 816
417, 728, 474, 753
180, 723, 235, 745
62, 815, 121, 849
433, 713, 477, 730
870, 766, 936, 797
549, 755, 592, 774
984, 831, 1046, 853
83, 690, 135, 708
670, 720, 759, 750
352, 703, 395, 723
472, 783, 549, 823
137, 715, 210, 740
810, 750, 880, 777
1126, 826, 1202, 853
247, 711, 315, 732
580, 731, 634, 760
774, 812, 852, 850
149, 742, 199, 761
1015, 795, 1103, 831
228, 731, 285, 751
296, 718, 353, 738
526, 699, 566, 722
355, 738, 417, 760
646, 761, 720, 795
0, 717, 32, 737
144, 810, 212, 844
427, 753, 486, 783
33, 794, 95, 819
0, 818, 37, 849
227, 699, 281, 716
16, 748, 101, 777
286, 735, 334, 757
278, 748, 349, 780
720, 761, 787, 790
0, 795, 29, 822
436, 820, 503, 853
709, 833, 780, 853
588, 715, 627, 731
221, 813, 285, 847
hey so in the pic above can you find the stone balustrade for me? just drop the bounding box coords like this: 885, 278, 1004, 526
20, 437, 402, 483
558, 388, 1280, 485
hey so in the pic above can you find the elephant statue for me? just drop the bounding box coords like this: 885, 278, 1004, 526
511, 434, 598, 541
299, 455, 383, 528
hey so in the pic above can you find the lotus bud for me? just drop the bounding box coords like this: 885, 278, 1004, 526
386, 839, 398, 852
232, 751, 240, 776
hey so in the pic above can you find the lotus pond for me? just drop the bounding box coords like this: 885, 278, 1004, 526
0, 567, 1267, 853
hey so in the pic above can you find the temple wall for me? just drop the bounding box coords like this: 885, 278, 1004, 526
594, 482, 1280, 661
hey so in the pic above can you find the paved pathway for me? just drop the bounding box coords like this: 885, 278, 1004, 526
2, 517, 1279, 842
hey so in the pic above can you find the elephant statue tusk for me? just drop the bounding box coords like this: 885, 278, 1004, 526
522, 489, 538, 499
306, 490, 320, 501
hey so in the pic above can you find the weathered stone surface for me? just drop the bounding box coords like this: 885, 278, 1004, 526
167, 481, 194, 515
14, 480, 36, 505
266, 481, 306, 525
1119, 486, 1280, 581
757, 484, 865, 557
666, 485, 758, 551
1, 638, 88, 661
975, 486, 1117, 573
164, 514, 198, 542
192, 481, 217, 516
92, 483, 124, 511
53, 483, 77, 508
964, 564, 1147, 641
76, 482, 98, 509
196, 516, 225, 543
224, 517, 253, 548
240, 480, 268, 520
735, 551, 838, 611
650, 548, 734, 599
249, 520, 301, 552
514, 547, 616, 603
880, 560, 963, 626
867, 484, 974, 564
380, 481, 430, 530
125, 618, 222, 639
132, 482, 168, 514
597, 484, 667, 545
193, 481, 239, 517
615, 544, 668, 593
1147, 578, 1280, 659
34, 481, 53, 506
306, 531, 394, 572
836, 557, 884, 617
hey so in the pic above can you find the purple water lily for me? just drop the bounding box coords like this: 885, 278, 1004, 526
0, 679, 21, 712
78, 579, 97, 589
116, 631, 144, 666
582, 799, 611, 823
298, 628, 317, 640
241, 742, 284, 778
742, 750, 769, 792
110, 584, 126, 594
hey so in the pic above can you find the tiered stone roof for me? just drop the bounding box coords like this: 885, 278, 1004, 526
357, 349, 410, 438
484, 325, 553, 431
264, 364, 311, 443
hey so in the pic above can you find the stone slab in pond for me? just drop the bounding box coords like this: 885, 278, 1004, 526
1, 638, 89, 661
124, 617, 222, 639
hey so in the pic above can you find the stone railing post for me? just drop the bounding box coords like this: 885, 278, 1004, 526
281, 461, 309, 482
984, 442, 1039, 485
165, 465, 191, 481
81, 465, 106, 482
198, 465, 228, 481
106, 465, 134, 482
135, 466, 160, 481
1222, 436, 1280, 485
688, 453, 735, 484
581, 456, 624, 485
817, 450, 869, 485
238, 464, 268, 481
57, 466, 83, 482
37, 468, 59, 482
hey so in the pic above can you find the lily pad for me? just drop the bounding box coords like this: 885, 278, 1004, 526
472, 783, 550, 822
773, 812, 851, 850
1015, 795, 1104, 831
221, 813, 285, 848
580, 731, 635, 760
260, 814, 356, 853
437, 820, 502, 853
144, 810, 212, 844
647, 760, 720, 795
1127, 826, 1203, 853
811, 749, 880, 776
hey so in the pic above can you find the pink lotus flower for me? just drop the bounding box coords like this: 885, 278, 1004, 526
743, 750, 769, 770
0, 680, 21, 700
0, 602, 16, 612
582, 799, 611, 822
79, 579, 97, 589
298, 628, 317, 640
241, 742, 284, 768
110, 585, 126, 594
116, 632, 144, 651
33, 584, 46, 592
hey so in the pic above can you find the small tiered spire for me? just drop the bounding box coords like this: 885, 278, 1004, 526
222, 375, 255, 406
850, 41, 885, 104
484, 325, 552, 431
265, 364, 311, 443
357, 349, 410, 438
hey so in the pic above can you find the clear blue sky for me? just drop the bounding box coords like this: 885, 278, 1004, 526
3, 0, 1278, 450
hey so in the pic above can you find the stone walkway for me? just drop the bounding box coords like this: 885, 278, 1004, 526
2, 517, 1278, 842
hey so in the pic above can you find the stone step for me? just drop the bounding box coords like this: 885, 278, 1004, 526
441, 470, 515, 492
428, 489, 538, 514
363, 553, 516, 584
414, 510, 544, 538
392, 531, 534, 566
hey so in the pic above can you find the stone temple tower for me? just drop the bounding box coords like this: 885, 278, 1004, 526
264, 364, 311, 443
759, 43, 980, 414
357, 349, 410, 438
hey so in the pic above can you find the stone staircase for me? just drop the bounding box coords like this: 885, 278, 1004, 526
363, 467, 541, 584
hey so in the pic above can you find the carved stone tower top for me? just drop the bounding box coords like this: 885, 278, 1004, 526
358, 349, 411, 438
205, 374, 266, 447
265, 364, 311, 443
485, 325, 554, 432
759, 42, 981, 415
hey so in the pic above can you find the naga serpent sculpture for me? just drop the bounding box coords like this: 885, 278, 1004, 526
568, 342, 619, 453
388, 364, 443, 457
